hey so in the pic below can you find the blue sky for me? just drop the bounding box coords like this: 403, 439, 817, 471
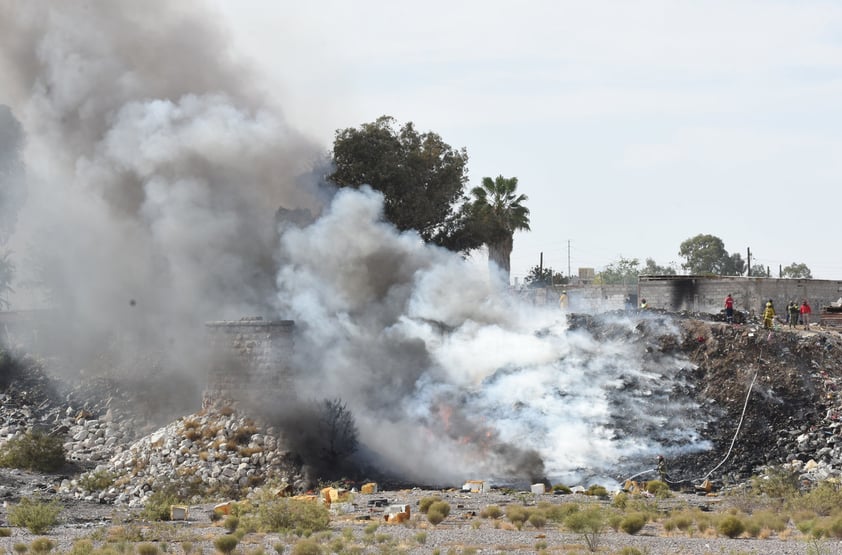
211, 0, 842, 282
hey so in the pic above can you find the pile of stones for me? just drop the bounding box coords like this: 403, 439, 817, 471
58, 407, 304, 507
0, 357, 306, 507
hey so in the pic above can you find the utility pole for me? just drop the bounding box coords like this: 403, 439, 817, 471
747, 247, 751, 276
567, 240, 571, 282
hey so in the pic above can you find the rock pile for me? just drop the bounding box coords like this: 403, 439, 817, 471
0, 356, 305, 506
58, 407, 303, 507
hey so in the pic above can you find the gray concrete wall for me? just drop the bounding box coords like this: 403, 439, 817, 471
637, 275, 842, 317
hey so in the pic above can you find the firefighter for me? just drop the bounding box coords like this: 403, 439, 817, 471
763, 300, 775, 330
656, 455, 667, 482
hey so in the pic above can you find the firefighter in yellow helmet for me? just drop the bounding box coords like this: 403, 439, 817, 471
763, 300, 775, 330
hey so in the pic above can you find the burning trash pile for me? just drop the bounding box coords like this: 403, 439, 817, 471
4, 311, 842, 509
653, 317, 842, 488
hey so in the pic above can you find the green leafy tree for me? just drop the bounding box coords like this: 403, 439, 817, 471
329, 116, 471, 247
641, 258, 677, 275
750, 264, 771, 277
524, 265, 566, 287
597, 257, 640, 285
724, 252, 746, 276
678, 234, 736, 275
468, 175, 530, 282
781, 262, 812, 279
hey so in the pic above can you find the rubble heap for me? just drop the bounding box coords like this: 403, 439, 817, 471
59, 407, 303, 507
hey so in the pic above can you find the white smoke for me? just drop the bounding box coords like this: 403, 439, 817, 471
278, 187, 709, 485
0, 1, 709, 486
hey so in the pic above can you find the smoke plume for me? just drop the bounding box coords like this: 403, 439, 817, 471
0, 0, 328, 378
0, 1, 709, 486
276, 188, 708, 485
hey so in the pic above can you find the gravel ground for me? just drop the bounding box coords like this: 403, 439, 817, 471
4, 483, 842, 555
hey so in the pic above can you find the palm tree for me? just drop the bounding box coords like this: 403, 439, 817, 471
469, 175, 530, 282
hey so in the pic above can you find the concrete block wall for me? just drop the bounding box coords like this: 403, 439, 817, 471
565, 284, 634, 313
203, 318, 295, 407
638, 276, 842, 317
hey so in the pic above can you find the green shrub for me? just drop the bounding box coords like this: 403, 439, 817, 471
586, 484, 609, 498
414, 532, 427, 545
612, 492, 628, 509
426, 508, 445, 525
256, 498, 330, 534
69, 539, 94, 555
213, 535, 239, 555
552, 483, 572, 494
827, 515, 842, 538
544, 502, 579, 523
616, 548, 645, 555
29, 538, 55, 554
528, 511, 547, 529
223, 516, 239, 533
644, 480, 671, 498
717, 514, 746, 538
0, 430, 66, 472
619, 512, 646, 535
479, 505, 502, 519
796, 482, 842, 516
13, 543, 28, 555
428, 501, 450, 518
290, 538, 322, 555
8, 497, 61, 534
564, 506, 607, 552
747, 509, 787, 535
418, 496, 442, 514
78, 471, 115, 493
136, 543, 159, 555
505, 505, 528, 529
750, 466, 799, 499
0, 527, 11, 537
180, 543, 193, 555
140, 491, 181, 521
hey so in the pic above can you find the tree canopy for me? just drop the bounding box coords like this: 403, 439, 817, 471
781, 263, 812, 279
596, 257, 641, 285
642, 258, 677, 276
329, 116, 473, 248
468, 175, 530, 281
678, 234, 745, 275
524, 265, 566, 287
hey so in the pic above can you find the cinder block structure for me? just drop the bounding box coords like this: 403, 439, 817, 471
637, 276, 842, 317
203, 317, 295, 407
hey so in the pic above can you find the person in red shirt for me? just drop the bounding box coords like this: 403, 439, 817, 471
800, 300, 812, 330
724, 294, 734, 323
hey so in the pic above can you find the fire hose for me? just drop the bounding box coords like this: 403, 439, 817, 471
623, 369, 759, 488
